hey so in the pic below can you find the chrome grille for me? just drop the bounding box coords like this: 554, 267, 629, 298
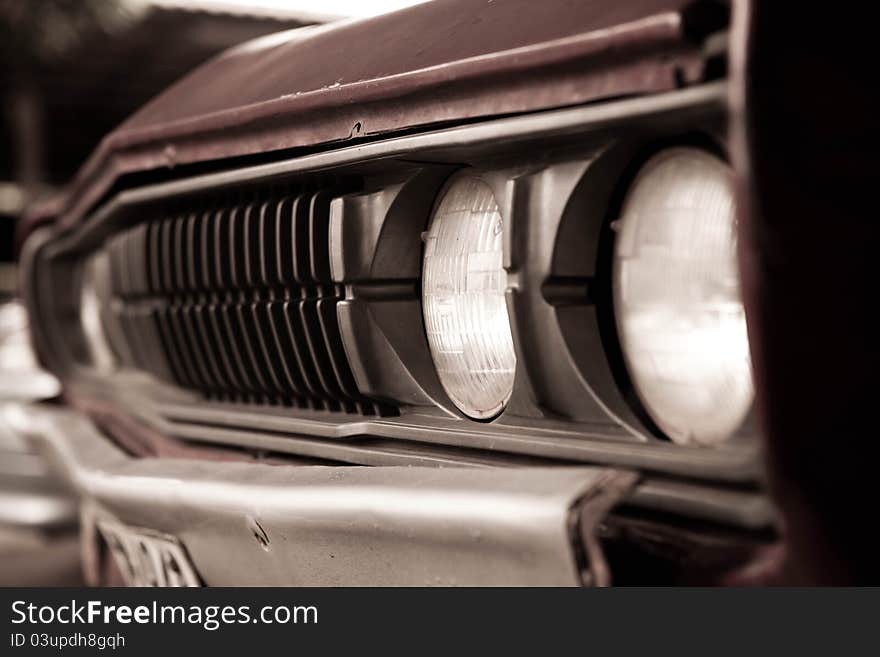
105, 187, 394, 415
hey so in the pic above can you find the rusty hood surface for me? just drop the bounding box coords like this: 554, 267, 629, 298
36, 0, 714, 232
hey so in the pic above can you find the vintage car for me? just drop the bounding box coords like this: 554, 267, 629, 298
9, 0, 873, 585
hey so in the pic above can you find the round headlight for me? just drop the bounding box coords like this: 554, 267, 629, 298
422, 175, 516, 420
612, 147, 753, 445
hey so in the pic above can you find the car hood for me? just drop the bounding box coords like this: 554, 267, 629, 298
28, 0, 715, 234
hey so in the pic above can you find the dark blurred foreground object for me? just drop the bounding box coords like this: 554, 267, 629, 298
732, 2, 877, 583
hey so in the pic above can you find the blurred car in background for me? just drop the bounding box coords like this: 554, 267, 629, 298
0, 301, 79, 585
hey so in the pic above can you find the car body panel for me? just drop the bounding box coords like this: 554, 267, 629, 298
24, 0, 711, 238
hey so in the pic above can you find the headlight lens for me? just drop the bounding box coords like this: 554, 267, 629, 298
612, 148, 753, 445
422, 175, 516, 419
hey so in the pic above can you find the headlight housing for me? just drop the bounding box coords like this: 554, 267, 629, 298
612, 147, 753, 445
422, 175, 516, 420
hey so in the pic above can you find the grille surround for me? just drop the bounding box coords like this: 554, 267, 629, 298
22, 84, 765, 490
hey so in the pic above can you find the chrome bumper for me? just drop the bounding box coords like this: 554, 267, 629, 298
3, 402, 639, 586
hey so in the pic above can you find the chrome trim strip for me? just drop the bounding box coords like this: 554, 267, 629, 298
76, 368, 762, 482
629, 479, 775, 531
47, 82, 726, 256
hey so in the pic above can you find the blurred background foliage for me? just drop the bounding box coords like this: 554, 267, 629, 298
1, 0, 136, 72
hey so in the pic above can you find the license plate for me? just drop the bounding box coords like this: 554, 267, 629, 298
97, 520, 200, 587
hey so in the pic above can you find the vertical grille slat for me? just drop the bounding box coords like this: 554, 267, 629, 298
103, 179, 394, 416
181, 301, 219, 393
168, 303, 206, 390
138, 306, 168, 384
240, 292, 281, 399
292, 195, 311, 283
276, 196, 295, 285
124, 229, 138, 295
209, 298, 246, 394
148, 221, 161, 295
235, 296, 270, 396
270, 297, 311, 398
215, 207, 232, 290
160, 218, 175, 294
298, 296, 341, 411
249, 291, 288, 399
283, 295, 323, 401
223, 297, 261, 395
258, 198, 278, 287
135, 224, 151, 296
262, 295, 305, 400
317, 295, 360, 402
109, 234, 126, 297
229, 203, 246, 289
154, 308, 191, 388
244, 202, 262, 288
193, 301, 228, 391
199, 209, 214, 291
309, 191, 333, 282
186, 213, 202, 292
173, 216, 188, 292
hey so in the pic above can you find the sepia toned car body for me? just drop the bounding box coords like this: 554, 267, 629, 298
11, 0, 873, 585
